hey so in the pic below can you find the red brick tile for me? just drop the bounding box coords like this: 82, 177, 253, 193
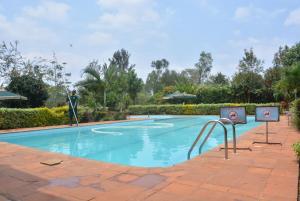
161, 182, 197, 195
0, 116, 298, 201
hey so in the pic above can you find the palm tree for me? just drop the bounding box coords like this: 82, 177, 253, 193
77, 61, 107, 107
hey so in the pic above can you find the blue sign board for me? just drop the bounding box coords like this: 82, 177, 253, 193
220, 107, 247, 124
255, 106, 280, 122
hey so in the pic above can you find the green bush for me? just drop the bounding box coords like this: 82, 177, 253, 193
196, 85, 232, 103
292, 141, 300, 159
128, 103, 281, 115
0, 106, 127, 129
0, 107, 66, 129
291, 99, 300, 130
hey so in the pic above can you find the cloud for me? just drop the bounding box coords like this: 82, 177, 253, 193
285, 8, 300, 26
195, 0, 219, 15
85, 32, 117, 46
91, 12, 137, 30
91, 0, 161, 31
0, 1, 71, 45
23, 1, 70, 22
0, 14, 57, 43
228, 37, 291, 69
96, 0, 148, 9
234, 5, 285, 21
234, 7, 251, 20
86, 0, 171, 49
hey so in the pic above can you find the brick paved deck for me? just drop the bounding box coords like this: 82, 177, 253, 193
0, 116, 299, 201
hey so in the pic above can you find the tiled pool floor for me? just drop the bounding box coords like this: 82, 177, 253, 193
0, 116, 298, 201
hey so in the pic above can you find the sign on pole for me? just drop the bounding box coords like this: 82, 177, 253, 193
255, 106, 280, 122
254, 106, 281, 145
219, 106, 251, 152
220, 106, 247, 124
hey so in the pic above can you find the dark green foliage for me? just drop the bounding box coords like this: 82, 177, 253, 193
238, 48, 264, 73
276, 63, 300, 101
196, 85, 231, 103
77, 50, 143, 111
273, 45, 289, 68
264, 67, 282, 88
129, 103, 280, 115
127, 68, 143, 104
281, 42, 300, 67
5, 74, 49, 108
110, 49, 135, 71
151, 59, 169, 72
231, 72, 264, 103
291, 99, 300, 130
208, 72, 229, 85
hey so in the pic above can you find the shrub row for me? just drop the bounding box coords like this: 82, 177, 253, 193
291, 99, 300, 130
0, 106, 127, 129
128, 103, 281, 115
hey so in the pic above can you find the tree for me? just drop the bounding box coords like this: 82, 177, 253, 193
231, 49, 265, 102
78, 49, 142, 111
109, 49, 134, 71
181, 68, 199, 84
127, 68, 143, 104
238, 48, 264, 73
5, 74, 49, 108
108, 49, 140, 110
0, 41, 23, 84
271, 42, 300, 101
145, 71, 161, 94
151, 59, 169, 74
160, 69, 182, 86
276, 62, 300, 101
262, 67, 282, 102
145, 59, 169, 94
77, 60, 106, 107
273, 45, 289, 68
231, 72, 264, 103
195, 51, 213, 84
264, 67, 281, 88
175, 81, 197, 95
22, 58, 49, 80
281, 42, 300, 67
208, 72, 229, 85
196, 85, 231, 103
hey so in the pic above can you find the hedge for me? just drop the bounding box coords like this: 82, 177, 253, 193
291, 99, 300, 130
0, 106, 127, 129
128, 103, 281, 115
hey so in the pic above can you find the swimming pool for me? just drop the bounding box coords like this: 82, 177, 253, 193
0, 115, 261, 167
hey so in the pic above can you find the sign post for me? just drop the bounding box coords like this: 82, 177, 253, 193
253, 106, 281, 145
220, 106, 251, 152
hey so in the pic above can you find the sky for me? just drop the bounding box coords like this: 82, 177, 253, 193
0, 0, 299, 83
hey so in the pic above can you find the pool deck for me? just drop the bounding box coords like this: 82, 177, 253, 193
0, 116, 299, 201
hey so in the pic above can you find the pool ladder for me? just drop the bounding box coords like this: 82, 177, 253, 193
187, 118, 236, 160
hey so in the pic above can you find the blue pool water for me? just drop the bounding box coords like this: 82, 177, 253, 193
0, 116, 261, 167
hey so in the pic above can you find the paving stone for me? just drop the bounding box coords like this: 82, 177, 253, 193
0, 116, 299, 201
129, 174, 167, 189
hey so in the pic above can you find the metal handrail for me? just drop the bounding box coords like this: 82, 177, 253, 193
219, 118, 236, 153
187, 120, 229, 160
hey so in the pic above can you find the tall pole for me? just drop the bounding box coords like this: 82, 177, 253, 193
62, 62, 79, 127
266, 122, 269, 143
66, 87, 79, 127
